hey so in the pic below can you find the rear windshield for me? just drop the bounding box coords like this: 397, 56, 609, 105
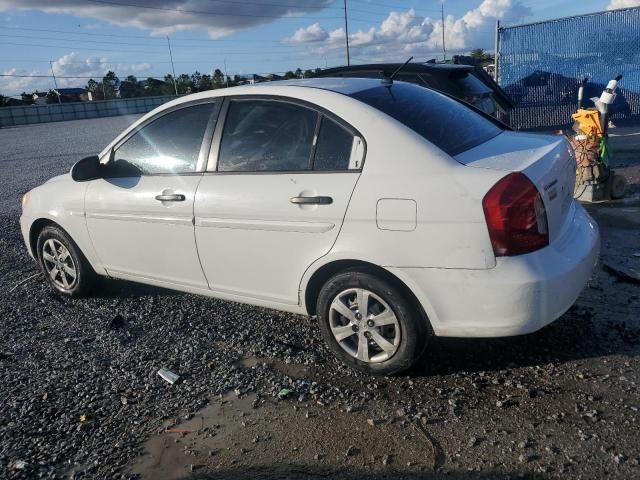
350, 82, 502, 156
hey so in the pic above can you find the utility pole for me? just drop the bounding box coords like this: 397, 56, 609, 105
49, 60, 61, 104
224, 59, 229, 88
494, 20, 501, 82
343, 0, 350, 66
441, 0, 446, 62
166, 36, 178, 95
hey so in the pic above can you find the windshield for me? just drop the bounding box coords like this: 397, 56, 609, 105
350, 82, 502, 156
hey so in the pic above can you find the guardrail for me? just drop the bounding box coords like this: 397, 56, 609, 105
0, 95, 178, 128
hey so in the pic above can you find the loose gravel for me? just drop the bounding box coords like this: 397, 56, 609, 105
1, 117, 639, 479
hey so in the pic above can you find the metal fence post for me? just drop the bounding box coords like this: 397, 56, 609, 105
494, 19, 500, 84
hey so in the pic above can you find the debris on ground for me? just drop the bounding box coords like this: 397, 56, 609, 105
108, 314, 127, 330
157, 368, 180, 384
277, 388, 292, 399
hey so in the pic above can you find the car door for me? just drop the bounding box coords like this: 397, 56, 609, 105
85, 100, 219, 289
194, 97, 365, 306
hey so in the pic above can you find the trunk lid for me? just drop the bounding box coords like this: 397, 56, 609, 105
455, 131, 576, 242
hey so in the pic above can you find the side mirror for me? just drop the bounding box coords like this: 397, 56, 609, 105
71, 155, 101, 182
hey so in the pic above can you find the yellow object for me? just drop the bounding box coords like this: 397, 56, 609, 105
79, 414, 87, 423
571, 108, 602, 137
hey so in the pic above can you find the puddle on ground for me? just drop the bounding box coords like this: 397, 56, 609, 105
128, 391, 435, 479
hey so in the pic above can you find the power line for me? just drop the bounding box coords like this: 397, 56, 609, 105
351, 0, 440, 13
0, 41, 316, 57
0, 33, 315, 51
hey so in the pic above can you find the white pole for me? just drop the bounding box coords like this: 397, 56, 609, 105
49, 60, 61, 104
166, 36, 178, 95
441, 0, 446, 62
494, 20, 500, 83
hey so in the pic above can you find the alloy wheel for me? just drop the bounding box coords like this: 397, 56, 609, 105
329, 288, 401, 363
42, 238, 77, 290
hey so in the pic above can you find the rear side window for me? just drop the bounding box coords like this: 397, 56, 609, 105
314, 117, 354, 170
350, 83, 501, 156
218, 100, 318, 172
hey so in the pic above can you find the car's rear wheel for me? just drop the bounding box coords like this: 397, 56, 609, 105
36, 225, 96, 297
317, 269, 429, 375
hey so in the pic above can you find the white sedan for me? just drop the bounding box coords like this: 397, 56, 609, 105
20, 78, 599, 375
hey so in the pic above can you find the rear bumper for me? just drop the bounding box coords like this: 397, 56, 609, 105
392, 202, 599, 337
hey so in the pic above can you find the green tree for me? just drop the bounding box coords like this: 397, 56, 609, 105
284, 70, 296, 79
85, 79, 104, 100
469, 48, 493, 66
120, 76, 143, 98
101, 71, 119, 99
176, 73, 193, 94
294, 68, 303, 79
21, 92, 35, 105
199, 73, 213, 91
45, 90, 60, 104
191, 71, 203, 91
304, 69, 314, 79
142, 78, 164, 96
212, 69, 225, 88
162, 75, 178, 95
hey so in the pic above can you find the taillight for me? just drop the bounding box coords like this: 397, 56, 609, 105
482, 172, 549, 256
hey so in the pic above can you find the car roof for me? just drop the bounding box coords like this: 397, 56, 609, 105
266, 77, 386, 95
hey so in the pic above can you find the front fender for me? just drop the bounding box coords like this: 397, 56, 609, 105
21, 178, 106, 275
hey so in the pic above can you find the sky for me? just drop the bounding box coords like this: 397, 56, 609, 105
1, 0, 639, 96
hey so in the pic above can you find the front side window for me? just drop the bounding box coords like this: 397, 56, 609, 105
217, 100, 318, 172
109, 103, 215, 176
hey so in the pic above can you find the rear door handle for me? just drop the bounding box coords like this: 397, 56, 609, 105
290, 196, 333, 205
155, 194, 186, 202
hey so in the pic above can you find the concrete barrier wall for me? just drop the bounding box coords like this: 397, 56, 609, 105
0, 95, 178, 128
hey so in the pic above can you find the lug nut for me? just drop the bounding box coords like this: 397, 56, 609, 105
351, 325, 359, 332
355, 312, 362, 320
367, 320, 375, 327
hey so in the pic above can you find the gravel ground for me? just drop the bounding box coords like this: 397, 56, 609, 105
1, 117, 639, 480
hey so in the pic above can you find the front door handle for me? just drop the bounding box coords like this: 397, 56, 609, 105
155, 193, 185, 202
290, 196, 333, 205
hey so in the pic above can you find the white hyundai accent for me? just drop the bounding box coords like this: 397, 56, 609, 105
20, 78, 599, 375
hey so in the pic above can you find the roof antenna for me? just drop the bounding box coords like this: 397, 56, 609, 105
381, 56, 413, 86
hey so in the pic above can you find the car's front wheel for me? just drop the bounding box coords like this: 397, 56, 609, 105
36, 225, 96, 297
317, 269, 430, 375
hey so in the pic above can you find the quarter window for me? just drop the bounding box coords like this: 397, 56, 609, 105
109, 103, 215, 176
217, 100, 318, 172
314, 117, 354, 170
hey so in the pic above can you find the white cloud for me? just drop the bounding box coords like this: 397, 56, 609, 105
287, 0, 531, 60
608, 0, 640, 9
288, 22, 328, 42
0, 0, 333, 38
0, 52, 152, 94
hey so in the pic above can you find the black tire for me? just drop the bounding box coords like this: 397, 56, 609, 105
317, 269, 430, 375
36, 225, 96, 297
609, 173, 627, 200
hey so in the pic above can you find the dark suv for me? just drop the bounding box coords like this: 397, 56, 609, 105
317, 63, 513, 119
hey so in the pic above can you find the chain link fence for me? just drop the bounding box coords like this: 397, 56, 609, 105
498, 6, 640, 130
